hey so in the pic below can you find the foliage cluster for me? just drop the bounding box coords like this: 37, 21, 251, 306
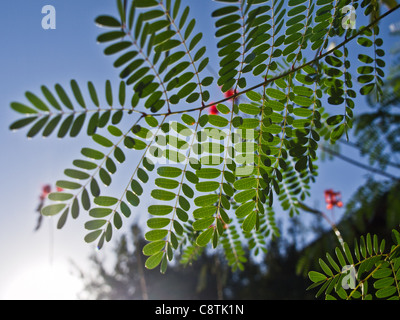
8, 0, 400, 299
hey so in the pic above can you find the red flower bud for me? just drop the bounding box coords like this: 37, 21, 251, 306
224, 89, 235, 99
42, 185, 51, 194
209, 104, 218, 115
324, 189, 343, 209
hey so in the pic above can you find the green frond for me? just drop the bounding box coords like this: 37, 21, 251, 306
9, 80, 135, 139
308, 228, 400, 300
8, 0, 400, 276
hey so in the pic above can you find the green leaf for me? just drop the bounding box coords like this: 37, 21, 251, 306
216, 104, 230, 114
155, 178, 180, 189
113, 212, 123, 229
11, 102, 38, 114
148, 205, 173, 216
374, 277, 395, 290
27, 116, 49, 138
234, 177, 257, 190
25, 92, 49, 111
145, 230, 169, 241
41, 85, 62, 110
70, 114, 86, 137
392, 229, 400, 245
343, 242, 354, 265
94, 196, 119, 206
196, 228, 214, 247
64, 169, 90, 180
143, 240, 166, 256
376, 286, 397, 299
193, 207, 216, 219
95, 15, 121, 28
97, 31, 125, 43
84, 230, 102, 243
372, 268, 392, 279
157, 166, 182, 178
242, 211, 257, 232
87, 82, 100, 107
236, 201, 255, 218
41, 204, 67, 217
319, 259, 334, 277
85, 219, 107, 230
266, 88, 286, 100
239, 103, 260, 115
147, 218, 170, 229
335, 247, 347, 267
293, 96, 313, 107
89, 208, 113, 218
293, 107, 312, 117
196, 168, 221, 179
330, 124, 345, 142
55, 84, 74, 110
194, 194, 218, 207
134, 0, 159, 8
208, 115, 229, 127
309, 271, 327, 283
9, 117, 38, 131
99, 168, 112, 186
93, 134, 114, 148
81, 188, 91, 211
70, 80, 86, 109
73, 160, 97, 171
56, 180, 81, 190
151, 189, 176, 201
90, 179, 101, 197
126, 191, 140, 207
326, 253, 340, 273
193, 217, 214, 231
145, 252, 164, 270
120, 201, 131, 218
48, 192, 74, 201
234, 189, 256, 203
105, 80, 113, 106
196, 181, 220, 192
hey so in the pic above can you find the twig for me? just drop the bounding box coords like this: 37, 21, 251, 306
338, 139, 400, 169
297, 201, 345, 251
320, 145, 399, 181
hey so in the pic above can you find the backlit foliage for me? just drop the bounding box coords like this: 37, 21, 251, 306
9, 0, 400, 278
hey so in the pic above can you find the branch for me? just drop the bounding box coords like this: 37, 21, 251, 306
147, 4, 400, 118
296, 201, 345, 251
320, 145, 400, 181
338, 139, 400, 169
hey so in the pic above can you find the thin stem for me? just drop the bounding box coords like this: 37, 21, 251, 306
298, 201, 345, 250
338, 139, 400, 169
320, 144, 399, 181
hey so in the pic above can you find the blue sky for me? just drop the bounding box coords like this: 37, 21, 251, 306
0, 1, 399, 299
0, 0, 223, 299
0, 0, 122, 298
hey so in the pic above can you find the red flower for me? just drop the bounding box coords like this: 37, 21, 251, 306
324, 189, 343, 210
224, 89, 236, 100
209, 104, 219, 115
39, 184, 63, 200
40, 184, 52, 200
